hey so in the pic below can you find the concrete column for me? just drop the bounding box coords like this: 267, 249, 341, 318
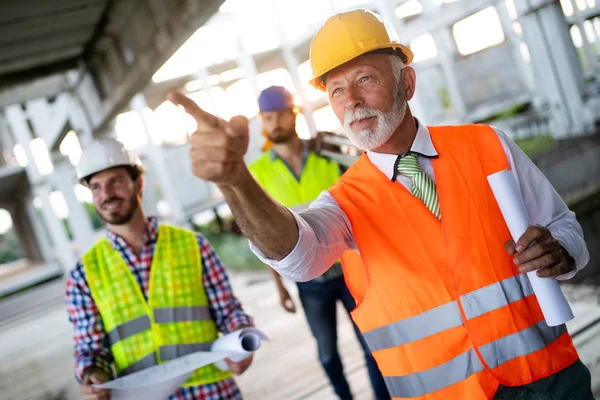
372, 0, 431, 122
514, 0, 592, 137
5, 104, 76, 271
51, 161, 96, 255
270, 0, 318, 137
496, 1, 536, 92
34, 184, 77, 270
130, 93, 188, 226
433, 28, 468, 118
67, 92, 95, 147
8, 202, 42, 262
24, 193, 54, 263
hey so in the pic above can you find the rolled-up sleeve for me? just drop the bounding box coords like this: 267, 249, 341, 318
249, 190, 356, 282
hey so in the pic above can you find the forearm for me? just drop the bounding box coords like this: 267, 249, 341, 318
269, 267, 286, 290
219, 168, 299, 260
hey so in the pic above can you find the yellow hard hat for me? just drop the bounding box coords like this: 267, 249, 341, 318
309, 9, 414, 91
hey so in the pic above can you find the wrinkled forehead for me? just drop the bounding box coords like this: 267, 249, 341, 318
324, 53, 393, 88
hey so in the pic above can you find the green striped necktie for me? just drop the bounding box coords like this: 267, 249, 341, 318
396, 153, 441, 220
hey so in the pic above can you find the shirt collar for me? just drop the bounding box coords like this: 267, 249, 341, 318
106, 216, 159, 250
365, 118, 438, 181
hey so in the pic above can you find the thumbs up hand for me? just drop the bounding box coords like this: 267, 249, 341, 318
168, 90, 250, 187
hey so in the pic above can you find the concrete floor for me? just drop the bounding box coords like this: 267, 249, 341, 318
0, 272, 599, 400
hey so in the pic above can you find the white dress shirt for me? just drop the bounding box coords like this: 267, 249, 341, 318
250, 120, 589, 282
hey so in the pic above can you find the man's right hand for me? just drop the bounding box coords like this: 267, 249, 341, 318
81, 368, 111, 400
167, 91, 250, 187
278, 287, 297, 313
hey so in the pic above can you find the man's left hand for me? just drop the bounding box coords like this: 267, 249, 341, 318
225, 354, 253, 375
505, 225, 574, 278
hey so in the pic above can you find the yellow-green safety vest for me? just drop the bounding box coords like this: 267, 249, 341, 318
83, 225, 231, 386
249, 150, 340, 208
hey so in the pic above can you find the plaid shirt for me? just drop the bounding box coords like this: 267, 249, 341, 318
65, 217, 252, 400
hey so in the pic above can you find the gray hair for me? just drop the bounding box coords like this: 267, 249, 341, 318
387, 54, 405, 83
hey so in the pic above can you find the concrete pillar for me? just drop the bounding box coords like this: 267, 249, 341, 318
7, 202, 42, 262
372, 0, 431, 122
34, 184, 77, 270
130, 93, 188, 226
24, 193, 54, 263
67, 92, 95, 147
496, 1, 536, 92
514, 0, 592, 137
51, 161, 96, 255
270, 0, 319, 137
4, 104, 76, 271
433, 29, 468, 118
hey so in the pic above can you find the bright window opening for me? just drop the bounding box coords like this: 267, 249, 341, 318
59, 130, 83, 166
560, 0, 574, 16
576, 0, 587, 11
115, 112, 148, 149
410, 33, 438, 62
505, 0, 518, 20
587, 0, 596, 8
225, 79, 259, 119
13, 144, 28, 167
584, 20, 597, 43
298, 60, 327, 102
313, 106, 343, 134
152, 21, 239, 82
571, 25, 584, 48
30, 138, 54, 176
519, 42, 531, 63
334, 0, 373, 10
256, 68, 296, 93
0, 209, 13, 235
50, 191, 69, 219
396, 0, 424, 19
453, 7, 505, 56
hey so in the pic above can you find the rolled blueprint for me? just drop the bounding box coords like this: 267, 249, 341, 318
97, 328, 269, 400
211, 327, 269, 371
487, 169, 574, 326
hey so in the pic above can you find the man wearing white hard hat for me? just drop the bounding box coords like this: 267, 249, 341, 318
65, 137, 254, 400
170, 8, 592, 400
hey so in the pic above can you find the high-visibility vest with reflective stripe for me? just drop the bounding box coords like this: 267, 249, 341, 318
329, 124, 579, 399
249, 150, 340, 208
83, 225, 232, 386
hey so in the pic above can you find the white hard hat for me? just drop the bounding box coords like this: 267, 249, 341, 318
76, 138, 145, 185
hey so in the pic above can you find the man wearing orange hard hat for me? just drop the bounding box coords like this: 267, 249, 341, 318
172, 8, 592, 400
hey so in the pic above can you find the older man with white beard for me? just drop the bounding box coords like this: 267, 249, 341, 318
170, 8, 593, 400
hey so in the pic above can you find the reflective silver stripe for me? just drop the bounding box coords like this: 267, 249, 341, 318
461, 274, 534, 320
364, 274, 536, 352
384, 348, 484, 398
362, 301, 462, 352
153, 306, 212, 323
121, 352, 158, 375
159, 342, 213, 360
108, 315, 152, 345
382, 321, 566, 398
480, 320, 566, 368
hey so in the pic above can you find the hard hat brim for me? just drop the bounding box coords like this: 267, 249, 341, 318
309, 43, 414, 91
78, 164, 146, 187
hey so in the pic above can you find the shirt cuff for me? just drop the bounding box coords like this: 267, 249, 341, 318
248, 209, 316, 281
223, 311, 254, 334
77, 356, 113, 383
552, 231, 586, 281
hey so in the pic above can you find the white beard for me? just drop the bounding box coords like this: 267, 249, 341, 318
342, 88, 407, 150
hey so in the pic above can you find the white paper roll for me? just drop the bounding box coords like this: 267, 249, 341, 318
211, 327, 269, 371
487, 169, 574, 326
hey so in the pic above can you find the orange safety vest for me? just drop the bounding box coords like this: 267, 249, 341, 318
329, 124, 579, 399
